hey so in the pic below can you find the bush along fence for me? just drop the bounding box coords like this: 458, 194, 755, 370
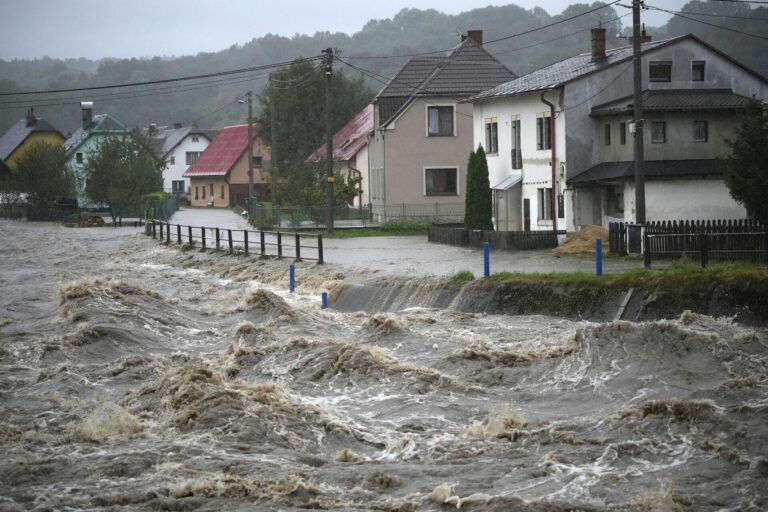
1, 202, 80, 221
149, 219, 324, 263
428, 223, 566, 250
608, 219, 767, 267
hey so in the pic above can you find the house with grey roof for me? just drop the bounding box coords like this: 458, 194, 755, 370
63, 102, 132, 208
469, 30, 768, 232
0, 108, 65, 170
144, 123, 213, 199
368, 30, 516, 221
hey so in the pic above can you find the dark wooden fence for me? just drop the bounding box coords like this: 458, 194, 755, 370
428, 223, 565, 250
609, 219, 767, 265
150, 219, 324, 263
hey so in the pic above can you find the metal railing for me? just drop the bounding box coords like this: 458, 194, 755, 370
149, 219, 323, 263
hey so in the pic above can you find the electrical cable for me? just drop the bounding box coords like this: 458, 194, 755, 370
646, 5, 768, 41
0, 56, 323, 97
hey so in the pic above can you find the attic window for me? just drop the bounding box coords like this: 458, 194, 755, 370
649, 61, 671, 82
691, 61, 705, 82
192, 136, 199, 142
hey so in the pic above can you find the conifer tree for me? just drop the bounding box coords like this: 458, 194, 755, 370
474, 145, 494, 230
463, 150, 476, 228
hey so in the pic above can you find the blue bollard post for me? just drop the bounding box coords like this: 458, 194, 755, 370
483, 241, 490, 277
321, 292, 328, 309
596, 238, 603, 276
289, 264, 295, 293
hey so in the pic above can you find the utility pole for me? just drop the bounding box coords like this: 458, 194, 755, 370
632, 0, 646, 224
246, 90, 255, 205
323, 47, 335, 233
269, 73, 278, 179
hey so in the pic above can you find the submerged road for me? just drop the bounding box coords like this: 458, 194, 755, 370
169, 207, 644, 277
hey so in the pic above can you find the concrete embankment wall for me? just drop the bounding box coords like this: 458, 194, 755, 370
333, 277, 768, 325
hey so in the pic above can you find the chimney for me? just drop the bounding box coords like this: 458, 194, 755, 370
466, 30, 483, 46
149, 123, 157, 136
25, 107, 36, 127
80, 101, 93, 129
629, 24, 652, 45
591, 27, 607, 62
174, 122, 182, 129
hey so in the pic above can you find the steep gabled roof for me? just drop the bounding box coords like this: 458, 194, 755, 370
143, 126, 211, 159
0, 157, 11, 178
591, 89, 755, 116
309, 104, 373, 162
376, 37, 515, 126
471, 34, 768, 102
183, 124, 248, 177
63, 114, 130, 154
0, 117, 64, 160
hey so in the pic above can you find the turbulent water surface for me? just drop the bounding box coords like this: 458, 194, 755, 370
1, 220, 767, 511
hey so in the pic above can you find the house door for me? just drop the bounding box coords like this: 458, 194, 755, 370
523, 198, 531, 232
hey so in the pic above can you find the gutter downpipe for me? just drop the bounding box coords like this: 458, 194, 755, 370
541, 91, 558, 237
367, 129, 373, 222
381, 127, 387, 223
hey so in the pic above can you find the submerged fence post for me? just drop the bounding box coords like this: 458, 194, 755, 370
166, 223, 171, 244
644, 232, 651, 269
289, 264, 295, 293
483, 241, 490, 277
295, 233, 301, 261
152, 219, 157, 239
596, 239, 603, 276
277, 232, 283, 258
260, 231, 265, 256
317, 234, 324, 264
228, 229, 233, 253
177, 224, 181, 244
188, 225, 192, 245
321, 291, 328, 309
215, 228, 220, 250
201, 227, 206, 249
244, 230, 249, 255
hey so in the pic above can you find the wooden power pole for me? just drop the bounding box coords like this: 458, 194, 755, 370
269, 73, 278, 178
323, 47, 335, 233
247, 90, 255, 204
632, 0, 646, 224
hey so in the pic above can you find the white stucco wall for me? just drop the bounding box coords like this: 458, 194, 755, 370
164, 134, 210, 193
624, 178, 746, 222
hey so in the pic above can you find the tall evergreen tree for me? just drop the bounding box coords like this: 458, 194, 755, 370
463, 149, 477, 228
473, 145, 494, 231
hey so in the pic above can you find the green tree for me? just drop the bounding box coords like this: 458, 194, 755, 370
723, 100, 768, 224
257, 58, 374, 171
86, 133, 164, 223
10, 141, 74, 208
464, 145, 493, 230
463, 150, 477, 228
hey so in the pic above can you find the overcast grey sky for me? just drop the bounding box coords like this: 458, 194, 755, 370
0, 0, 688, 61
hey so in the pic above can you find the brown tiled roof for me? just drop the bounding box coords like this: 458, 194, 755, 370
375, 38, 515, 126
310, 104, 373, 162
590, 89, 754, 116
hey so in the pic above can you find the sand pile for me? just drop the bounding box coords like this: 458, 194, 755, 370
554, 225, 608, 254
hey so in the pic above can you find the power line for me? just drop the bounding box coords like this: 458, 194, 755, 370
648, 5, 768, 21
709, 0, 768, 4
343, 0, 622, 60
0, 56, 323, 97
647, 5, 768, 40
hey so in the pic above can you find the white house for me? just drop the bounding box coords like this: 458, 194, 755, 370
469, 31, 768, 232
146, 124, 213, 198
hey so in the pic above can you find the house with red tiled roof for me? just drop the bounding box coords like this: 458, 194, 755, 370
183, 124, 270, 208
309, 104, 373, 208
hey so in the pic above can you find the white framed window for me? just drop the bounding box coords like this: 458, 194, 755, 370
192, 135, 199, 142
186, 151, 201, 165
537, 187, 553, 221
484, 117, 498, 154
693, 120, 708, 143
536, 112, 552, 150
511, 115, 522, 169
424, 167, 459, 196
649, 61, 672, 82
691, 61, 705, 82
426, 105, 455, 137
651, 121, 666, 144
169, 156, 175, 165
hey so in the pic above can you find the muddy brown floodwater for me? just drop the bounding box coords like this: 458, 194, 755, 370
1, 220, 767, 511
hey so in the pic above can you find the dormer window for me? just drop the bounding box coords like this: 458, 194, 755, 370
649, 61, 672, 82
692, 61, 705, 82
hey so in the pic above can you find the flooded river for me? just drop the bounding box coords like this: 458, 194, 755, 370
1, 220, 767, 511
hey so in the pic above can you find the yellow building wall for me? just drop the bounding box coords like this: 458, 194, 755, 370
189, 177, 231, 208
6, 132, 65, 169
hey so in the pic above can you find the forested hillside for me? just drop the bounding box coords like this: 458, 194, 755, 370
0, 1, 765, 135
